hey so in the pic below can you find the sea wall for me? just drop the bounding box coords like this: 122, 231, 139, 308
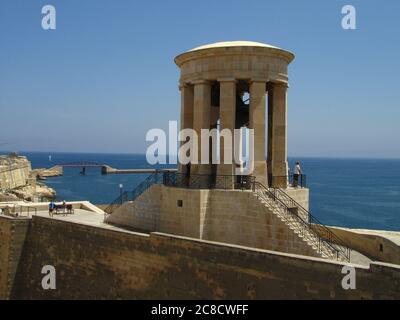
7, 216, 400, 299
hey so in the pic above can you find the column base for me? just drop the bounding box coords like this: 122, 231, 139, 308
217, 164, 235, 189
253, 161, 268, 186
270, 161, 288, 188
198, 164, 212, 176
270, 176, 288, 188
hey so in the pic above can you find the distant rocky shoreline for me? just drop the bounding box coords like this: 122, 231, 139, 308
0, 153, 56, 202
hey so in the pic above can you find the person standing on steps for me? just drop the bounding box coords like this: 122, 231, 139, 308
293, 161, 302, 187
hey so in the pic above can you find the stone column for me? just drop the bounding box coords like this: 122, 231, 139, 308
217, 78, 236, 183
178, 83, 194, 174
192, 80, 211, 175
249, 80, 268, 186
268, 82, 288, 188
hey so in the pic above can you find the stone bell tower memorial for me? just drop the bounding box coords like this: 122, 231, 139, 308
175, 41, 293, 189
106, 41, 348, 262
6, 41, 400, 300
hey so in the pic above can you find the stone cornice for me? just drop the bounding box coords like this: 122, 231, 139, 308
175, 45, 295, 67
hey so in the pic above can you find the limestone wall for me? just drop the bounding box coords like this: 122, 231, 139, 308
0, 216, 30, 299
209, 190, 318, 257
109, 186, 321, 258
8, 216, 400, 299
159, 186, 210, 238
323, 226, 400, 265
105, 184, 161, 231
284, 188, 309, 211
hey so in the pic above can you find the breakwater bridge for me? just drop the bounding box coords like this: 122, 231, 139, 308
49, 161, 176, 175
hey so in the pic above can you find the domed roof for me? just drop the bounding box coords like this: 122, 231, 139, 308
188, 41, 280, 52
175, 40, 294, 66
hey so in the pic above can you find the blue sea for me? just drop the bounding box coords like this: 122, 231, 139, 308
7, 152, 400, 232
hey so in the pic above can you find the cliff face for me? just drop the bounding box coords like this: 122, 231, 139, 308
0, 154, 55, 201
0, 155, 31, 190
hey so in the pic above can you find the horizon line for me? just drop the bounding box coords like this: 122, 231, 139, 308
1, 150, 400, 161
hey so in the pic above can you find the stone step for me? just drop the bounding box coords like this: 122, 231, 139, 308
255, 190, 341, 260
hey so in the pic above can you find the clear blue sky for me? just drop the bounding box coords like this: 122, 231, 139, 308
1, 0, 399, 157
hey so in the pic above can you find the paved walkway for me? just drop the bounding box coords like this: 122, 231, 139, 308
34, 209, 132, 233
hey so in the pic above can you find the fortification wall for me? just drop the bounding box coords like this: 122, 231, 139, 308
7, 216, 400, 299
0, 216, 30, 299
323, 226, 400, 265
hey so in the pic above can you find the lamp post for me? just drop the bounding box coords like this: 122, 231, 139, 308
119, 184, 123, 204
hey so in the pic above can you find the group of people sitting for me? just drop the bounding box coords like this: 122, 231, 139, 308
49, 200, 74, 216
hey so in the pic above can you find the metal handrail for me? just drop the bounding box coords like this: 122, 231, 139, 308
104, 172, 255, 217
254, 182, 351, 262
270, 174, 307, 188
163, 172, 255, 190
104, 171, 164, 217
3, 205, 38, 218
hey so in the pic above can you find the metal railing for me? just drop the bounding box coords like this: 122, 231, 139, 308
254, 182, 351, 261
271, 174, 307, 188
104, 171, 164, 216
163, 172, 255, 190
103, 172, 255, 217
0, 205, 37, 218
290, 174, 306, 188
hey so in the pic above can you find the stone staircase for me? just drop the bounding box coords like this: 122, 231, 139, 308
253, 182, 351, 262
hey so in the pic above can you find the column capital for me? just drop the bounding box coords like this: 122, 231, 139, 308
217, 77, 237, 83
191, 79, 211, 85
250, 78, 268, 84
179, 82, 190, 90
268, 81, 289, 89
